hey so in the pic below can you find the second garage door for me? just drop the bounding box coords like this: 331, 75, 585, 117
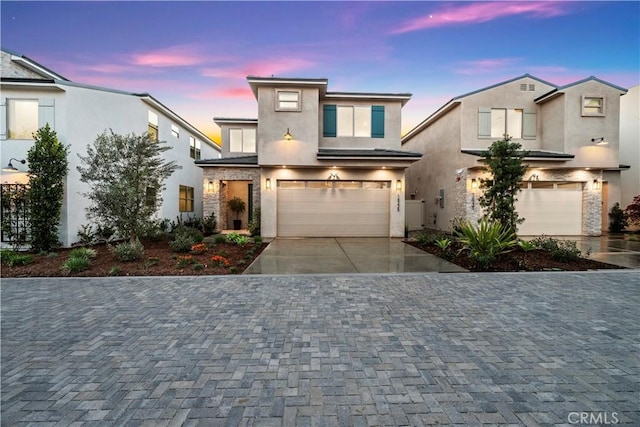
277, 180, 390, 237
516, 182, 583, 235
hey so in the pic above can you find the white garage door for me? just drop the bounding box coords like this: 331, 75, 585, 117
277, 181, 390, 237
516, 182, 583, 235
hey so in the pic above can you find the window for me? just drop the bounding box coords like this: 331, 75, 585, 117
490, 108, 523, 139
7, 99, 38, 139
276, 90, 300, 111
582, 96, 605, 116
229, 128, 256, 153
171, 124, 180, 139
179, 185, 194, 212
148, 111, 159, 141
323, 104, 384, 138
189, 136, 201, 160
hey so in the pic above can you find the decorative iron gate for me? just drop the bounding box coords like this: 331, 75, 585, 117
1, 184, 30, 244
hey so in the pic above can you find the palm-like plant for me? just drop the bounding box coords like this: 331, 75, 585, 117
454, 218, 518, 270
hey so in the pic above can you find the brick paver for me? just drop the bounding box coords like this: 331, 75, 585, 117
2, 271, 639, 426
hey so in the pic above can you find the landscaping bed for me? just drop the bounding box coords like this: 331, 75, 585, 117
1, 238, 266, 278
407, 238, 623, 272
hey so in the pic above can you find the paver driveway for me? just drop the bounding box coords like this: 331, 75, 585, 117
2, 271, 639, 426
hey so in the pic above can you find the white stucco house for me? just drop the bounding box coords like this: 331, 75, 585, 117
197, 76, 422, 238
402, 74, 629, 236
0, 48, 221, 247
619, 84, 639, 212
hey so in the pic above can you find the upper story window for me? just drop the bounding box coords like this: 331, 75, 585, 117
582, 96, 605, 117
189, 136, 201, 160
171, 124, 180, 139
229, 128, 256, 153
276, 90, 300, 111
323, 105, 385, 138
478, 107, 536, 140
148, 111, 159, 141
7, 99, 38, 139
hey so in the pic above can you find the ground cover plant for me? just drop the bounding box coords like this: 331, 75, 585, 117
408, 229, 623, 272
1, 233, 265, 278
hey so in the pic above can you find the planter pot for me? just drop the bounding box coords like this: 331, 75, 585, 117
233, 219, 242, 230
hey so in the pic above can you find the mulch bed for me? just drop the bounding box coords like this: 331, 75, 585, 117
406, 241, 624, 272
1, 238, 266, 278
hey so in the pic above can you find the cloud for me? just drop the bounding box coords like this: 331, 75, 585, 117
130, 45, 208, 67
190, 86, 254, 101
391, 1, 572, 34
453, 58, 524, 74
202, 57, 317, 80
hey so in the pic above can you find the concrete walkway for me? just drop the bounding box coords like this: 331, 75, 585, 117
244, 238, 467, 274
2, 272, 638, 426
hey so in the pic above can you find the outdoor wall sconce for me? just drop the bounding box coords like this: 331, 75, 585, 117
471, 178, 479, 189
2, 158, 26, 172
265, 178, 271, 190
283, 128, 293, 140
593, 179, 601, 190
592, 137, 608, 146
396, 179, 402, 191
328, 172, 339, 180
207, 181, 214, 193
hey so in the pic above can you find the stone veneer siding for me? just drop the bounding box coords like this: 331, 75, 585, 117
462, 168, 603, 236
202, 167, 261, 231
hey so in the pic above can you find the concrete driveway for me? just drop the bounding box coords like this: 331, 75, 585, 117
243, 238, 467, 274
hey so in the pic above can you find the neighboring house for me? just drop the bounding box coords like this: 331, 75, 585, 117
0, 48, 221, 247
619, 84, 639, 212
402, 74, 629, 236
197, 76, 421, 238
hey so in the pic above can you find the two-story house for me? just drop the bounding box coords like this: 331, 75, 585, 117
197, 76, 422, 238
0, 48, 221, 247
402, 74, 628, 236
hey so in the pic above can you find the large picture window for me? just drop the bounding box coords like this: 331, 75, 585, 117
8, 99, 38, 139
491, 108, 523, 139
323, 104, 384, 138
229, 128, 256, 153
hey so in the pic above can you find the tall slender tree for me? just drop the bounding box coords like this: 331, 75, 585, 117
27, 124, 69, 252
479, 136, 529, 233
77, 131, 180, 242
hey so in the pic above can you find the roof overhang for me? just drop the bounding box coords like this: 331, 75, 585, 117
9, 54, 69, 81
247, 76, 328, 99
0, 78, 66, 92
195, 155, 259, 168
324, 92, 412, 106
213, 117, 258, 126
461, 149, 574, 161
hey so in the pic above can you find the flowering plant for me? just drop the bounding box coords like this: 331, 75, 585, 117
176, 255, 193, 268
210, 254, 230, 268
191, 243, 209, 255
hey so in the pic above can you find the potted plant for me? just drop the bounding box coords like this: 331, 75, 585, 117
228, 197, 246, 230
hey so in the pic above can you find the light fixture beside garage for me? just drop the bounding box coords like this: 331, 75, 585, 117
207, 181, 214, 192
265, 178, 271, 190
471, 178, 479, 189
591, 137, 608, 146
593, 179, 601, 190
396, 179, 402, 191
284, 128, 293, 140
3, 158, 26, 172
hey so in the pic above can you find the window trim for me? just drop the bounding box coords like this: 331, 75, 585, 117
582, 96, 605, 117
275, 89, 301, 112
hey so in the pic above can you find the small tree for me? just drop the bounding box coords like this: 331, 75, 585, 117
608, 202, 628, 233
479, 136, 528, 233
77, 131, 180, 242
27, 124, 69, 252
625, 195, 640, 226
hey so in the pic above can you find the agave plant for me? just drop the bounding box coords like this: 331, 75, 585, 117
454, 218, 518, 270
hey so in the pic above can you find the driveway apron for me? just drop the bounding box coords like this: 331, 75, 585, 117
243, 238, 467, 274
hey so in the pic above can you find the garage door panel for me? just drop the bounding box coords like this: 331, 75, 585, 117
278, 187, 390, 237
516, 189, 582, 235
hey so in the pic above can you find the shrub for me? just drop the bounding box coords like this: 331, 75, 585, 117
253, 236, 263, 245
248, 207, 261, 236
77, 224, 97, 246
229, 266, 239, 274
211, 254, 230, 268
415, 230, 447, 246
69, 247, 97, 260
192, 263, 205, 271
215, 235, 226, 244
175, 255, 193, 269
226, 232, 249, 246
455, 219, 518, 270
141, 219, 170, 241
61, 256, 90, 275
190, 243, 208, 255
169, 233, 196, 253
111, 239, 145, 262
143, 257, 160, 269
1, 249, 33, 267
108, 266, 121, 276
530, 236, 582, 262
216, 250, 229, 258
434, 237, 455, 261
625, 195, 640, 226
202, 211, 217, 235
609, 203, 628, 233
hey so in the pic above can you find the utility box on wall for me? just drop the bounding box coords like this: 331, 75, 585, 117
438, 189, 445, 208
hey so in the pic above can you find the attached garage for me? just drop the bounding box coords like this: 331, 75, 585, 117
277, 180, 390, 237
516, 182, 583, 235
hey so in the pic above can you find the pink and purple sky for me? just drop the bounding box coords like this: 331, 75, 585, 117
2, 1, 638, 143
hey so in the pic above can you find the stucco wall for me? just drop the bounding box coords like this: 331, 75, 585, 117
619, 85, 639, 209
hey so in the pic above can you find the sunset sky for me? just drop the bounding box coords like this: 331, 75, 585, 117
2, 1, 638, 143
